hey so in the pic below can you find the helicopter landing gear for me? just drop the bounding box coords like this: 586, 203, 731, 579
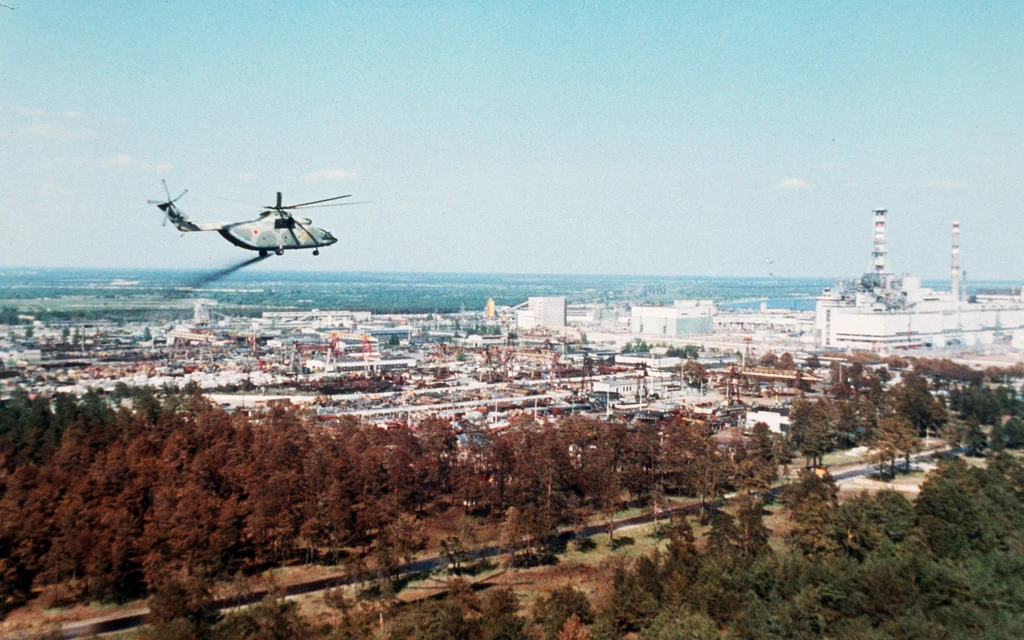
275, 248, 285, 256
313, 249, 320, 256
259, 249, 268, 257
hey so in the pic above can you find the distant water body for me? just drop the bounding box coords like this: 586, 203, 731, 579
0, 268, 1015, 314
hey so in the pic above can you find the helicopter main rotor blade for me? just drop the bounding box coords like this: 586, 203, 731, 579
162, 179, 172, 201
291, 200, 371, 209
193, 193, 263, 207
281, 194, 352, 209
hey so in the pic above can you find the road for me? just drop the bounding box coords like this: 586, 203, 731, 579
54, 446, 956, 638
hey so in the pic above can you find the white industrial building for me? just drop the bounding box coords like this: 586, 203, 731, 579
815, 210, 1024, 351
631, 300, 715, 337
515, 296, 567, 331
260, 309, 371, 329
745, 409, 790, 434
592, 372, 676, 400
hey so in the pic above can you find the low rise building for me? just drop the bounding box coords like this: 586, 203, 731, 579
745, 408, 790, 433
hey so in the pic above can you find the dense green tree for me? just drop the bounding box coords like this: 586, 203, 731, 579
889, 372, 947, 437
965, 418, 987, 456
1005, 417, 1024, 449
915, 456, 1024, 559
665, 345, 700, 359
735, 495, 771, 560
832, 490, 915, 560
622, 339, 650, 354
789, 398, 832, 467
833, 398, 876, 449
781, 469, 839, 557
637, 609, 718, 640
950, 384, 1016, 425
606, 562, 661, 633
534, 586, 594, 640
705, 510, 742, 562
480, 588, 529, 640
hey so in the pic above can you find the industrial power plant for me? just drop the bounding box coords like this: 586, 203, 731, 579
814, 209, 1024, 351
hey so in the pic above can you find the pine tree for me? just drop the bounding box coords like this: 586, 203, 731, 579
781, 468, 839, 557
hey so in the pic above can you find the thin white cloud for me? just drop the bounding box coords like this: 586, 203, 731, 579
924, 179, 966, 190
776, 178, 811, 190
40, 182, 69, 195
14, 106, 50, 118
24, 123, 97, 140
238, 172, 257, 182
14, 106, 85, 121
14, 107, 95, 139
112, 116, 131, 125
302, 169, 356, 184
59, 154, 172, 174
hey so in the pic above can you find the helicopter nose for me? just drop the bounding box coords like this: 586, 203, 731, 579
323, 232, 338, 245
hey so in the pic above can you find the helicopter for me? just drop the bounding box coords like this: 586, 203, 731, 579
149, 180, 348, 256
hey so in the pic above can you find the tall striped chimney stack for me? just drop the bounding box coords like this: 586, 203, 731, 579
951, 221, 960, 299
872, 209, 888, 275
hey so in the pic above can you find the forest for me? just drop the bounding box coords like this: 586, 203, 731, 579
1, 367, 1024, 638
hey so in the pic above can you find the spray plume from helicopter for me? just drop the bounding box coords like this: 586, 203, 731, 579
184, 254, 271, 289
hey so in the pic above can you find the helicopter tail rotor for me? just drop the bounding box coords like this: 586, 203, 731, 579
149, 180, 200, 231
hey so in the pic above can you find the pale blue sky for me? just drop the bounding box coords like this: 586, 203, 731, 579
2, 2, 1022, 279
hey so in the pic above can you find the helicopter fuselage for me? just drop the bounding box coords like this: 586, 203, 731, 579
217, 212, 338, 255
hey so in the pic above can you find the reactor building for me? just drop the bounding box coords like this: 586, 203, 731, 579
814, 209, 1024, 351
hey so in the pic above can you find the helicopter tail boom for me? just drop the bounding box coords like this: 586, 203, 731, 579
150, 181, 225, 232
156, 201, 225, 232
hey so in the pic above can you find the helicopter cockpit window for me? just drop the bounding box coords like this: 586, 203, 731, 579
274, 218, 296, 229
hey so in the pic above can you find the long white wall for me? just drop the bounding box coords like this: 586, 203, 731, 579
824, 304, 1024, 350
